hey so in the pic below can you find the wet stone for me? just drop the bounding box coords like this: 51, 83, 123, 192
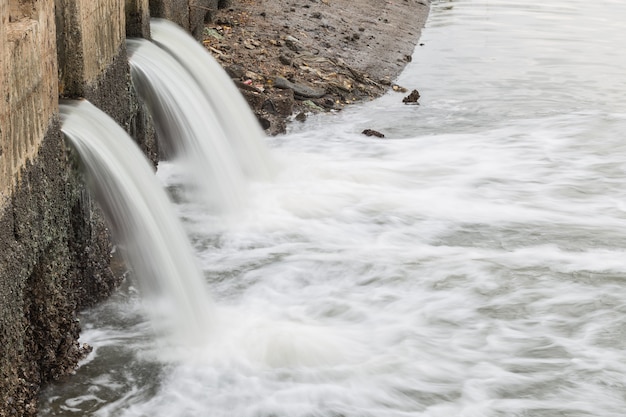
274, 76, 326, 99
402, 89, 420, 104
362, 129, 385, 138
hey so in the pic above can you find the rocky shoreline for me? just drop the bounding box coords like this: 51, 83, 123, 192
204, 0, 430, 134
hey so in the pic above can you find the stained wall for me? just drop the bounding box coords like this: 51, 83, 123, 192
0, 0, 221, 414
1, 0, 134, 415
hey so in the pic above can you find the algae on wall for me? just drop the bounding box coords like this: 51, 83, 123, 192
1, 0, 233, 414
0, 118, 120, 416
1, 0, 147, 414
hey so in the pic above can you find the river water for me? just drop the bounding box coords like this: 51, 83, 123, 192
40, 0, 626, 416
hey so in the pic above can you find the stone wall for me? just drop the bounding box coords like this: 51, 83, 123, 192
0, 0, 150, 415
150, 0, 220, 39
126, 0, 151, 38
0, 0, 230, 414
1, 0, 58, 213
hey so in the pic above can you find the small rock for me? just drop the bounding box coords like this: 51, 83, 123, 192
245, 70, 262, 81
284, 35, 302, 52
362, 129, 385, 138
258, 116, 271, 130
262, 89, 294, 116
295, 112, 307, 122
241, 89, 265, 110
236, 80, 263, 93
392, 84, 408, 93
303, 100, 325, 111
279, 54, 293, 66
320, 97, 335, 109
225, 64, 246, 79
203, 28, 223, 40
402, 89, 420, 104
274, 76, 326, 99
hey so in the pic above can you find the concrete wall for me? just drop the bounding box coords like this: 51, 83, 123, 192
126, 0, 151, 38
150, 0, 218, 39
0, 0, 225, 414
0, 0, 58, 215
0, 0, 6, 211
56, 0, 125, 97
1, 0, 144, 415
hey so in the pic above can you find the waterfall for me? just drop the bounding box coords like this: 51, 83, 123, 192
60, 100, 214, 347
127, 38, 248, 212
150, 18, 275, 180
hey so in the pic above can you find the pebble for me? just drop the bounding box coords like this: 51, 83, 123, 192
274, 76, 326, 99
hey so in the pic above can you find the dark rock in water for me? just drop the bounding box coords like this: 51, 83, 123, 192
362, 129, 385, 138
320, 97, 335, 109
402, 89, 420, 104
295, 111, 307, 122
273, 76, 326, 99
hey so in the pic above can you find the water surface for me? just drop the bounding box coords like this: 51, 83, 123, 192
40, 1, 626, 416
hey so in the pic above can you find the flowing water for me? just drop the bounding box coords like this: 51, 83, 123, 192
59, 100, 214, 348
149, 18, 275, 180
127, 38, 249, 212
41, 1, 626, 416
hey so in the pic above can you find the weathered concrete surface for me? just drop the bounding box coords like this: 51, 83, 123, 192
55, 0, 158, 161
0, 0, 154, 415
0, 1, 119, 415
55, 0, 125, 97
126, 0, 151, 38
0, 0, 7, 209
149, 0, 190, 34
1, 0, 58, 215
149, 0, 225, 39
0, 119, 119, 417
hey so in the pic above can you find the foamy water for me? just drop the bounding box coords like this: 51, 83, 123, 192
40, 1, 626, 416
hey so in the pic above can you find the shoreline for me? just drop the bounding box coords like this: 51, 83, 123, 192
204, 0, 430, 134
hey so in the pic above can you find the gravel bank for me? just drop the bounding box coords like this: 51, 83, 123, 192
203, 0, 430, 134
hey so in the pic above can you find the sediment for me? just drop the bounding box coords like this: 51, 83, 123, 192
204, 0, 430, 134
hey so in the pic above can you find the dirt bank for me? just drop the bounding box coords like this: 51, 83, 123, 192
203, 0, 430, 134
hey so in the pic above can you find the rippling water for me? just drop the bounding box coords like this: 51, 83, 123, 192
40, 1, 626, 416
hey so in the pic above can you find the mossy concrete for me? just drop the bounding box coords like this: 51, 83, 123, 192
0, 117, 120, 416
1, 0, 158, 415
